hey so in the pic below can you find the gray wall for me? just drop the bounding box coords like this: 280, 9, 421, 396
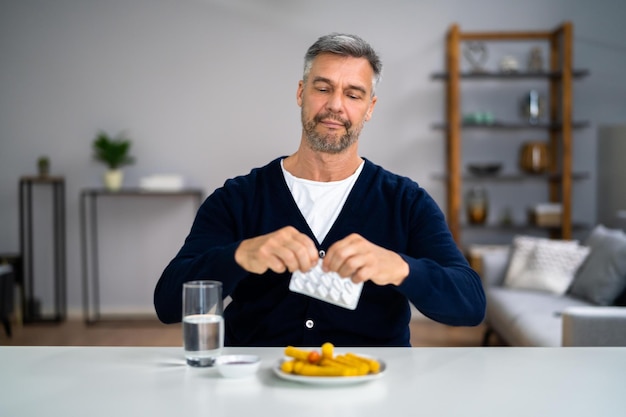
598, 126, 626, 230
1, 0, 625, 316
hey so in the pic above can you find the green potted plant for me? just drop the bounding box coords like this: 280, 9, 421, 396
93, 130, 135, 191
37, 156, 50, 177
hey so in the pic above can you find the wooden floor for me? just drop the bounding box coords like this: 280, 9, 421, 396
0, 317, 489, 347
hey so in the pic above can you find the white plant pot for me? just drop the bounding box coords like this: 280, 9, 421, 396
103, 169, 124, 191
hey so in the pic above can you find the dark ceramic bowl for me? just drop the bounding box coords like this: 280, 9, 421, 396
467, 163, 503, 176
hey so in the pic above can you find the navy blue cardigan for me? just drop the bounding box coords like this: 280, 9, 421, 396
154, 158, 485, 347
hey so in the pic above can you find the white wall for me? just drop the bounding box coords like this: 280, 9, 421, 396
1, 0, 625, 315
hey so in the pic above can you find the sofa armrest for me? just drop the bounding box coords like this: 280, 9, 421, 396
562, 306, 626, 346
474, 246, 510, 287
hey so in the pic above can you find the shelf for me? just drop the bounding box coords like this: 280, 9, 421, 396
80, 188, 204, 324
437, 22, 582, 244
431, 70, 589, 80
81, 187, 204, 197
432, 172, 590, 182
432, 121, 590, 130
462, 222, 590, 232
19, 177, 66, 323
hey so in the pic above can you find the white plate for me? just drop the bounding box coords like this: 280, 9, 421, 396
272, 358, 386, 385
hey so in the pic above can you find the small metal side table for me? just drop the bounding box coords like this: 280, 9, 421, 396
19, 176, 66, 323
80, 188, 203, 324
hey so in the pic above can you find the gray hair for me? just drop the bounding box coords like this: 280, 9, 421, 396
303, 33, 382, 96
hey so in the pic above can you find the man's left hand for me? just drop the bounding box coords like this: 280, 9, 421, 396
322, 233, 409, 286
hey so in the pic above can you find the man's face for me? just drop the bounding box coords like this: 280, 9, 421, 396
297, 53, 377, 154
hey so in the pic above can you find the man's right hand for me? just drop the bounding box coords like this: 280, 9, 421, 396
234, 226, 319, 274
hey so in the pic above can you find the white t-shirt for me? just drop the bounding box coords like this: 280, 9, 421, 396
281, 159, 364, 243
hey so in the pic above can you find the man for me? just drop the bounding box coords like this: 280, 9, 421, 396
154, 33, 485, 347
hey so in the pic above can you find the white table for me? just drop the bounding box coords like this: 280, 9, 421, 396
1, 346, 625, 417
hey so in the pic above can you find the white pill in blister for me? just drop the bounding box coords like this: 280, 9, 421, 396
317, 285, 329, 298
341, 291, 354, 304
320, 274, 331, 287
309, 270, 322, 284
288, 259, 363, 309
291, 275, 303, 289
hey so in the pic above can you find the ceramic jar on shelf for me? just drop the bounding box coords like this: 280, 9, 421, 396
519, 141, 549, 174
465, 187, 489, 225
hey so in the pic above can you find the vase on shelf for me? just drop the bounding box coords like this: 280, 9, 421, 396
466, 187, 489, 225
103, 169, 123, 191
520, 90, 545, 124
519, 141, 549, 174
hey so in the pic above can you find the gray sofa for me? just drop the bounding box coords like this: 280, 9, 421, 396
479, 226, 626, 347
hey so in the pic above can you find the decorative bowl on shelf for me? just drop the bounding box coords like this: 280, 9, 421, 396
467, 163, 503, 176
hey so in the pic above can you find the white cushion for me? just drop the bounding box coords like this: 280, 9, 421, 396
504, 236, 589, 295
504, 236, 578, 284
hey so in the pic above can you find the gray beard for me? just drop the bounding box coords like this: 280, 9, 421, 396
301, 111, 361, 154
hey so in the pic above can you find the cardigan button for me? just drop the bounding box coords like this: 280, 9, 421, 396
305, 319, 314, 329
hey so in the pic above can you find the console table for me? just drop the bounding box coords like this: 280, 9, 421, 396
19, 176, 66, 322
80, 188, 203, 323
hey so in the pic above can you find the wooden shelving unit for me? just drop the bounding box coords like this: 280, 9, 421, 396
435, 22, 589, 246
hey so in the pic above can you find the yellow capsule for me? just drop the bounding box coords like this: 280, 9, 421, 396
333, 355, 369, 375
319, 358, 359, 376
284, 346, 311, 361
293, 362, 352, 377
345, 353, 381, 374
321, 342, 334, 359
280, 359, 295, 374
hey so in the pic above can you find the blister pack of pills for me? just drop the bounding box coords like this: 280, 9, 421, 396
289, 259, 363, 310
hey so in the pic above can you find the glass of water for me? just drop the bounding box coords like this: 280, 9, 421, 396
182, 280, 224, 367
